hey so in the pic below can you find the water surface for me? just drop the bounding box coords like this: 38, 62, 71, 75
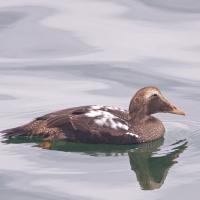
0, 0, 200, 199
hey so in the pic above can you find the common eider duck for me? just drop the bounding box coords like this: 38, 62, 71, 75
2, 86, 185, 144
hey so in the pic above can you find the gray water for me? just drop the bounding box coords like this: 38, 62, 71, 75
0, 0, 200, 199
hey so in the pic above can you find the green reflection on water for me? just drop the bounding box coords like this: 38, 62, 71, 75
128, 139, 187, 190
3, 136, 187, 190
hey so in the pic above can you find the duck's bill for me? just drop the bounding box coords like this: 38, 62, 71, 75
169, 106, 186, 116
160, 96, 186, 116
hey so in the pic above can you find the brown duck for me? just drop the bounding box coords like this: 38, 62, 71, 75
2, 86, 185, 144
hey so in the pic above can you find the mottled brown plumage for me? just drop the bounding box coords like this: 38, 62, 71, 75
1, 86, 185, 144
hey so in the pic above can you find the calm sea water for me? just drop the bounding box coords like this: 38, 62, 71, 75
0, 0, 200, 199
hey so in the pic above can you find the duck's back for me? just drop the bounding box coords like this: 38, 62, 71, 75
2, 105, 139, 144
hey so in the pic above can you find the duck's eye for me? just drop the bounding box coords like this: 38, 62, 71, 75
151, 93, 158, 97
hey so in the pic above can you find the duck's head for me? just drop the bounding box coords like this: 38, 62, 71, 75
129, 86, 185, 121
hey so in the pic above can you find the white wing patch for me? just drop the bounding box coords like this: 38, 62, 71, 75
85, 105, 139, 137
105, 106, 126, 112
85, 110, 106, 117
90, 105, 103, 110
90, 105, 126, 112
95, 118, 128, 130
85, 108, 128, 130
126, 132, 139, 138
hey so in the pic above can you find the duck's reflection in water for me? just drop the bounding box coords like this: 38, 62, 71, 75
3, 136, 187, 190
128, 138, 187, 190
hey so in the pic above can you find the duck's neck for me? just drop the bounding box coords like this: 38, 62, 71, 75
128, 97, 149, 124
128, 113, 150, 124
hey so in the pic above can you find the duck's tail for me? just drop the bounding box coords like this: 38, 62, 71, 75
1, 126, 27, 137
